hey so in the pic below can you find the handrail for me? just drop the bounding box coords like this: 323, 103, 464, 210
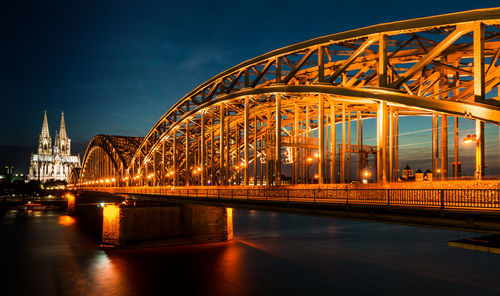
76, 186, 500, 210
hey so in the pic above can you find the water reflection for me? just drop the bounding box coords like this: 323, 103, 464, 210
88, 251, 126, 295
2, 208, 500, 295
58, 215, 76, 226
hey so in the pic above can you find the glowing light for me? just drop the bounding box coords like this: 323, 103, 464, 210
100, 202, 106, 207
100, 179, 104, 183
111, 178, 116, 182
58, 215, 76, 226
314, 153, 319, 158
197, 167, 202, 172
463, 134, 478, 144
67, 194, 75, 211
307, 157, 313, 162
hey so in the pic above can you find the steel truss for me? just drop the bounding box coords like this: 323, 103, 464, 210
78, 8, 500, 187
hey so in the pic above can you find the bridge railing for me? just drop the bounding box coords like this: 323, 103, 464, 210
79, 187, 500, 210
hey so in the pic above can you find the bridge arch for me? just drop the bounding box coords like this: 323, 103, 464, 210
82, 8, 500, 187
79, 135, 142, 186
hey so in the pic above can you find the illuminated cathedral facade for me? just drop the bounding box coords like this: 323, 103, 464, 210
28, 111, 81, 182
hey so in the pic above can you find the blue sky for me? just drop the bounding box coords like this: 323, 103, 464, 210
1, 0, 499, 174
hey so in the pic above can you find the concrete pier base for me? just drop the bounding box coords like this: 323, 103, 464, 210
66, 193, 75, 214
101, 204, 233, 248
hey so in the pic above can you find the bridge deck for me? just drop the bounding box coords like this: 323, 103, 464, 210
80, 186, 500, 211
76, 186, 500, 234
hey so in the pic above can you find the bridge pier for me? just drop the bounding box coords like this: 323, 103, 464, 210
101, 203, 233, 248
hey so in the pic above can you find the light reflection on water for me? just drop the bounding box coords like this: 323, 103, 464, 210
2, 208, 500, 295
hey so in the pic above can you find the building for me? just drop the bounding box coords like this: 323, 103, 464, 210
401, 164, 414, 180
28, 111, 80, 182
424, 169, 433, 181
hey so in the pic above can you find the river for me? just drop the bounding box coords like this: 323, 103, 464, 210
1, 208, 500, 295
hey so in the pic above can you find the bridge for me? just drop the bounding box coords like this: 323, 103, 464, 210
68, 9, 500, 239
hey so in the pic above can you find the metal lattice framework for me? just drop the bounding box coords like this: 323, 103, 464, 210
78, 8, 500, 187
80, 135, 142, 185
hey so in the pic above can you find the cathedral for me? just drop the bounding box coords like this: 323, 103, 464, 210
28, 111, 81, 182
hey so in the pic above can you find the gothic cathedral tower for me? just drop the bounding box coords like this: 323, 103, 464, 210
54, 112, 71, 156
38, 110, 52, 155
29, 110, 81, 182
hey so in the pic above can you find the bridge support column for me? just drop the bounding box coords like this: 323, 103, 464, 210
394, 112, 398, 181
275, 93, 282, 185
161, 140, 165, 186
356, 111, 361, 181
341, 104, 346, 183
454, 117, 459, 179
66, 193, 75, 214
226, 116, 230, 185
219, 105, 225, 185
305, 105, 310, 183
185, 119, 190, 186
173, 131, 178, 186
244, 97, 249, 185
441, 115, 448, 180
330, 104, 336, 183
253, 117, 258, 186
475, 120, 485, 180
211, 118, 215, 186
388, 107, 394, 182
318, 94, 324, 184
347, 111, 351, 183
294, 103, 299, 184
432, 113, 439, 179
201, 114, 206, 186
101, 204, 233, 248
260, 135, 264, 185
377, 101, 388, 183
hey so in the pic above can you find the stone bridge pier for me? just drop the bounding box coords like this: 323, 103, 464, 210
101, 202, 233, 248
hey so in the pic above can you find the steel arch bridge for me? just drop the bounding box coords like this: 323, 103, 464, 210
80, 135, 142, 185
77, 8, 500, 188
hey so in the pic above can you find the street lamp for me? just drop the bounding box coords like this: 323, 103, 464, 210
362, 170, 371, 184
463, 134, 477, 144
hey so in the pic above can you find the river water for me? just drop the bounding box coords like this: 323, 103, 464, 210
1, 208, 500, 295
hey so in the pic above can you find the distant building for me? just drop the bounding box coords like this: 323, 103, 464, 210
28, 111, 80, 182
401, 164, 414, 180
415, 169, 424, 182
424, 169, 433, 181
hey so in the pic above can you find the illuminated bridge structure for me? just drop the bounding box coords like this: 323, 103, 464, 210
76, 8, 500, 191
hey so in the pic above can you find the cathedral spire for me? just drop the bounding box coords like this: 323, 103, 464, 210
38, 110, 52, 155
41, 110, 50, 138
59, 111, 67, 139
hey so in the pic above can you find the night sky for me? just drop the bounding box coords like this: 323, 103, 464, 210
1, 0, 499, 174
